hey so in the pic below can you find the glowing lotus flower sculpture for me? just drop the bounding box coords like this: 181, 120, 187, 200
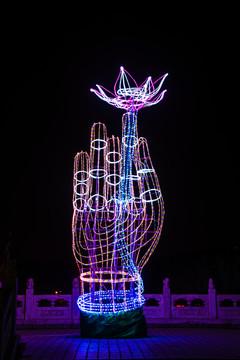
72, 67, 167, 337
90, 66, 168, 111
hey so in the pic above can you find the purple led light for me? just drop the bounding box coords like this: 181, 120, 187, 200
73, 67, 167, 315
90, 66, 168, 111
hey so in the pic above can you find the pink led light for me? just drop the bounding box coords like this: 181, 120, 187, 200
72, 121, 165, 313
73, 67, 167, 314
90, 66, 168, 111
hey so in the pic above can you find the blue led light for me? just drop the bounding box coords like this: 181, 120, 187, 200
77, 290, 145, 314
73, 67, 167, 315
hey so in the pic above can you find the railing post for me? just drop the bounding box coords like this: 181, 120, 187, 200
72, 278, 80, 323
162, 278, 171, 318
208, 278, 217, 319
25, 278, 34, 320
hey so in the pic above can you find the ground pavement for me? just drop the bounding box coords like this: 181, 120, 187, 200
17, 327, 240, 359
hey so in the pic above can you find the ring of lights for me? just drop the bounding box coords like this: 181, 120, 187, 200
74, 170, 89, 182
117, 87, 148, 97
91, 138, 107, 150
123, 174, 141, 181
122, 135, 138, 148
87, 194, 107, 212
74, 183, 89, 196
73, 197, 86, 212
137, 168, 155, 175
106, 174, 121, 186
77, 290, 145, 314
89, 168, 107, 179
80, 269, 139, 283
106, 151, 122, 164
140, 189, 162, 203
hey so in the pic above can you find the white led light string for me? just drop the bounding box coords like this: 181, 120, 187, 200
72, 67, 167, 314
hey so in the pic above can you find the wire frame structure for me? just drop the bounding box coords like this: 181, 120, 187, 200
72, 67, 167, 314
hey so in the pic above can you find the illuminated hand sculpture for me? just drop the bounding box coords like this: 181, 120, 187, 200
72, 67, 167, 315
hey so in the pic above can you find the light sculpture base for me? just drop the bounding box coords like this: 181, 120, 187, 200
80, 307, 147, 338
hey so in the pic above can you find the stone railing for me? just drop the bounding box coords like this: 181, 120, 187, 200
16, 278, 240, 327
17, 278, 79, 326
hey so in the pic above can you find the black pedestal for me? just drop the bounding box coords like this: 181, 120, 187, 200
80, 306, 147, 338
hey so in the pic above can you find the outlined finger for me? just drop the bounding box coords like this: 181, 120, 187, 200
105, 135, 122, 217
88, 122, 108, 211
73, 151, 90, 213
136, 137, 162, 203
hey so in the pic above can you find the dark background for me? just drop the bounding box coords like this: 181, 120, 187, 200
2, 25, 240, 294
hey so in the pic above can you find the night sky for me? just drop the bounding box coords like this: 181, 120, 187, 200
3, 28, 239, 293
